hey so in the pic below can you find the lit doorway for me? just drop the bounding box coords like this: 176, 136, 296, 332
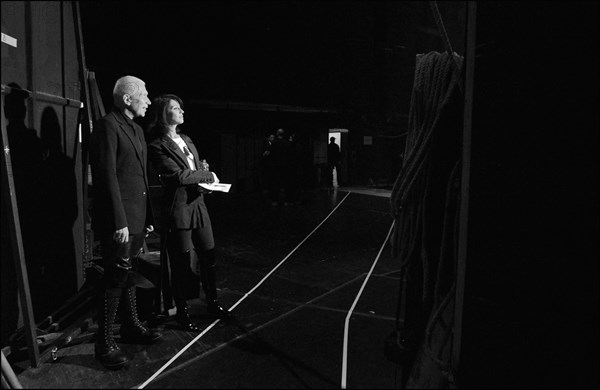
328, 128, 347, 187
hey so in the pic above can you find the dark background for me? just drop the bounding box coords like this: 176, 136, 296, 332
78, 1, 466, 190
78, 1, 462, 126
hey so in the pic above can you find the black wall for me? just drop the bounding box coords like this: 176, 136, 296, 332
460, 2, 599, 387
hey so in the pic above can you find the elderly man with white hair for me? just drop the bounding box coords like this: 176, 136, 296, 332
89, 75, 162, 369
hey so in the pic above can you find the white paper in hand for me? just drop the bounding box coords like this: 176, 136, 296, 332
199, 183, 231, 193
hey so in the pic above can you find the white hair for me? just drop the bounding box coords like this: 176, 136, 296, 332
112, 75, 145, 105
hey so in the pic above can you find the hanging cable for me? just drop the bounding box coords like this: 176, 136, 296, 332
388, 50, 464, 386
429, 1, 464, 95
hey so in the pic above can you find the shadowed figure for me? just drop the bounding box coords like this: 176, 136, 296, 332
1, 83, 44, 343
38, 106, 79, 312
1, 87, 80, 333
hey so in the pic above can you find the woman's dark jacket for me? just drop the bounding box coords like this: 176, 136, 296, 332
147, 133, 215, 311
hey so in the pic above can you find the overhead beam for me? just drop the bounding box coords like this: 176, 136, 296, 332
188, 99, 340, 114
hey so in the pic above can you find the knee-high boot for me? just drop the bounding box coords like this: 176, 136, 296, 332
199, 249, 233, 319
172, 251, 200, 332
119, 286, 162, 344
95, 288, 128, 369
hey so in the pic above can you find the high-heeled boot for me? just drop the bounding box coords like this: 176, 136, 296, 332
199, 249, 234, 319
172, 251, 201, 332
95, 289, 129, 369
175, 301, 200, 332
119, 286, 162, 344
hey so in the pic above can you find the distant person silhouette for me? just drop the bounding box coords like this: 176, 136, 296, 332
327, 136, 341, 189
268, 128, 292, 206
259, 133, 275, 201
287, 132, 304, 205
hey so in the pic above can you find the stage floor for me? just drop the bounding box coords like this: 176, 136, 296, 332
9, 187, 409, 389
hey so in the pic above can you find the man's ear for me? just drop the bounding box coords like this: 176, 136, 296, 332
122, 94, 132, 106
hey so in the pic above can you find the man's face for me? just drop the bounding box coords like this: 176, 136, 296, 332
127, 84, 151, 117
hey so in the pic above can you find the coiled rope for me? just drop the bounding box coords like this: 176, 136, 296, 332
389, 50, 464, 386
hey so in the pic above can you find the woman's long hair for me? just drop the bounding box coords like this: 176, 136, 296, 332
148, 94, 184, 140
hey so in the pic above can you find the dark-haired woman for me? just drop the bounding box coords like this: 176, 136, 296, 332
147, 94, 232, 331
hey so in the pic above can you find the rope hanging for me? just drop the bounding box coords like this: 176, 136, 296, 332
429, 1, 464, 95
391, 51, 462, 232
388, 50, 464, 386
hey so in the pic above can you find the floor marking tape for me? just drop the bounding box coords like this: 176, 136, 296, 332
138, 192, 351, 389
341, 220, 395, 389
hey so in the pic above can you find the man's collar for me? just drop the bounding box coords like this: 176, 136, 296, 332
112, 107, 136, 127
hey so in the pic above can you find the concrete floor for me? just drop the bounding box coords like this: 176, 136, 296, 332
9, 187, 407, 389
